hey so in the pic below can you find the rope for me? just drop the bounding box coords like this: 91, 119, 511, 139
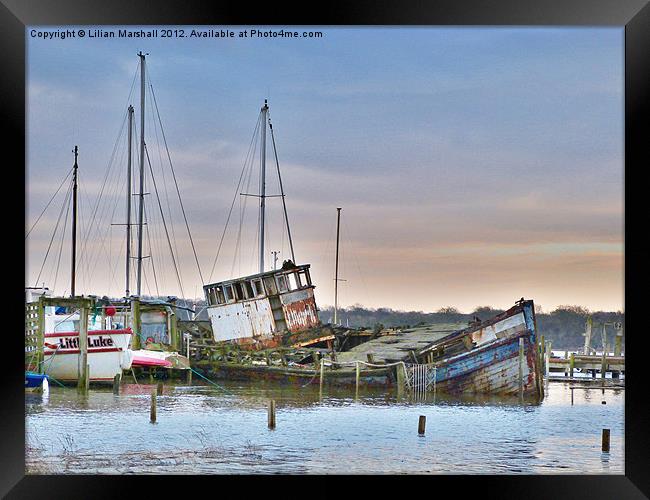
145, 144, 185, 298
25, 167, 73, 239
188, 366, 232, 394
149, 78, 205, 286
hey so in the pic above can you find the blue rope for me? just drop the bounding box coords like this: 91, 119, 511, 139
189, 367, 232, 394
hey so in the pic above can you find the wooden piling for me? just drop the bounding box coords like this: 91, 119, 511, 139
268, 400, 276, 430
518, 338, 525, 400
569, 352, 575, 378
614, 328, 623, 356
355, 361, 361, 397
77, 305, 89, 394
113, 373, 121, 395
602, 428, 610, 452
395, 363, 405, 397
186, 368, 192, 385
150, 388, 157, 423
545, 341, 552, 378
570, 387, 574, 405
157, 382, 163, 396
319, 358, 325, 394
418, 415, 426, 435
601, 348, 607, 379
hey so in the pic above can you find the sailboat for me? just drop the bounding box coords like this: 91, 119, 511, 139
202, 100, 322, 350
25, 148, 134, 385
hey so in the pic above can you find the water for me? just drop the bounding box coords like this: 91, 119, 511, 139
25, 380, 624, 474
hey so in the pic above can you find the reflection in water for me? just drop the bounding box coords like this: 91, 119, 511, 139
25, 380, 624, 474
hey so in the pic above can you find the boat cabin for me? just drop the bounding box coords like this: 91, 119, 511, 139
203, 261, 321, 346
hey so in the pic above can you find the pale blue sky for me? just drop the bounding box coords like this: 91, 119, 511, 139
26, 27, 624, 312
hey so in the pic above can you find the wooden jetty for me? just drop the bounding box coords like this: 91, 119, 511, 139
548, 353, 625, 379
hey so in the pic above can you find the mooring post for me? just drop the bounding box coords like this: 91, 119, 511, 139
186, 368, 192, 385
570, 387, 574, 405
601, 347, 607, 379
602, 428, 610, 452
545, 341, 552, 378
395, 363, 404, 398
150, 387, 157, 423
268, 400, 276, 430
518, 337, 525, 400
355, 361, 361, 398
113, 373, 121, 395
569, 352, 575, 379
319, 358, 325, 395
157, 382, 163, 396
614, 325, 623, 356
418, 415, 426, 435
77, 302, 90, 394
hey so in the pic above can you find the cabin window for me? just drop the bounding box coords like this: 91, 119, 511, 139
243, 281, 254, 299
223, 285, 234, 303
298, 270, 311, 287
209, 288, 217, 305
216, 287, 225, 304
276, 274, 289, 293
264, 277, 278, 295
287, 272, 299, 291
233, 282, 244, 301
252, 279, 264, 297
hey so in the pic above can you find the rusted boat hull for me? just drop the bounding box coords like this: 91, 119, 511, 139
422, 299, 543, 401
194, 361, 394, 387
432, 331, 540, 398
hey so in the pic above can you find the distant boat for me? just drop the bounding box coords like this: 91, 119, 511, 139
203, 100, 321, 350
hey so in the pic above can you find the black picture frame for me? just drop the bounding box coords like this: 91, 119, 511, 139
3, 0, 648, 497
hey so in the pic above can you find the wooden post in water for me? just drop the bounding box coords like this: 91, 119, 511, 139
395, 363, 405, 398
113, 373, 121, 395
77, 303, 89, 394
355, 361, 361, 398
518, 337, 525, 400
545, 341, 551, 378
130, 296, 141, 350
186, 368, 192, 385
614, 324, 623, 356
36, 297, 46, 375
569, 352, 575, 379
157, 382, 164, 396
150, 387, 157, 423
418, 415, 426, 435
268, 400, 276, 429
570, 387, 574, 405
602, 428, 610, 452
319, 359, 325, 396
601, 348, 607, 379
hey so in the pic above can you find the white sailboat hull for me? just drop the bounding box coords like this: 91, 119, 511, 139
43, 329, 133, 382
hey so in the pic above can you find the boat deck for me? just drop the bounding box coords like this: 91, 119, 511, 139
336, 323, 467, 366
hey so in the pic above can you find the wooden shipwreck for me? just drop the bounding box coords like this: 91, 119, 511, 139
192, 299, 544, 401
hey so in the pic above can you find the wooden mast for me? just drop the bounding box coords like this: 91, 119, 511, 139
136, 51, 146, 296
334, 207, 342, 325
71, 145, 78, 297
259, 100, 268, 274
125, 105, 134, 297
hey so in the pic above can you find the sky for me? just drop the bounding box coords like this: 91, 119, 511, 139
25, 26, 624, 313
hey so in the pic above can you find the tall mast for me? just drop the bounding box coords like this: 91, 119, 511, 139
136, 51, 146, 296
259, 99, 268, 274
268, 114, 295, 263
334, 207, 342, 325
125, 105, 134, 297
70, 145, 78, 297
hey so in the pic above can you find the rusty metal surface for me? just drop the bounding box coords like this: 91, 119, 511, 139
207, 298, 276, 342
280, 288, 320, 332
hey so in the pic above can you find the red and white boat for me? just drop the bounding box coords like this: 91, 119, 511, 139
42, 312, 133, 383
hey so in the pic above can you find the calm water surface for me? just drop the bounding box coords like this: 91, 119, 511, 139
25, 379, 624, 474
